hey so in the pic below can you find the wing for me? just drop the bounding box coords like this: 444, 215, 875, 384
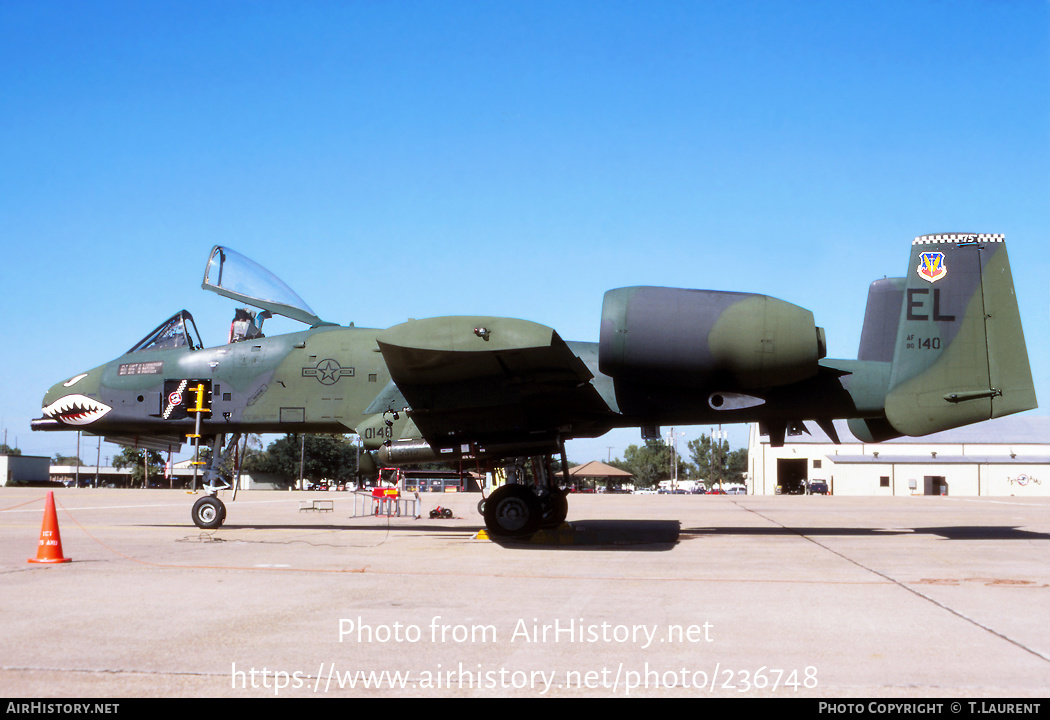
375, 316, 612, 449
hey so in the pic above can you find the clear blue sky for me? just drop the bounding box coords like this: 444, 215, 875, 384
2, 1, 1047, 465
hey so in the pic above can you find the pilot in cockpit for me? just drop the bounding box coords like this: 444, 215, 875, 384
229, 308, 265, 343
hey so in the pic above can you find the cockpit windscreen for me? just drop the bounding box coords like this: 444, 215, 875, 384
127, 310, 203, 354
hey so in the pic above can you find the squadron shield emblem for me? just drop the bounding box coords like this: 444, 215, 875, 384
917, 251, 947, 283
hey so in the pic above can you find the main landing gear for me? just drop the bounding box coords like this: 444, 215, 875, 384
482, 452, 570, 538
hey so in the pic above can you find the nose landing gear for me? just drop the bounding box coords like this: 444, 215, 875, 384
190, 433, 238, 529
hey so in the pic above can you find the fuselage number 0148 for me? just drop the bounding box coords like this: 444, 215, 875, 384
362, 426, 394, 441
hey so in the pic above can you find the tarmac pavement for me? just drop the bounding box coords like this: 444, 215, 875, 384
1, 487, 1048, 698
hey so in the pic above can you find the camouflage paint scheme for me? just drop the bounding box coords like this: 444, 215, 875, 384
34, 236, 1037, 534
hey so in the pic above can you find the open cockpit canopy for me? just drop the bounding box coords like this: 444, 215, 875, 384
202, 245, 324, 326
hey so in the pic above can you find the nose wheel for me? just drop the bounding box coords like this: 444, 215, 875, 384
192, 496, 226, 529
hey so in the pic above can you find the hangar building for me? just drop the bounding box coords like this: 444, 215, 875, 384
747, 416, 1050, 497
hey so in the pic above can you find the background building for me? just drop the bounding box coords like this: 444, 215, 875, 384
0, 455, 50, 486
748, 416, 1050, 496
567, 460, 634, 491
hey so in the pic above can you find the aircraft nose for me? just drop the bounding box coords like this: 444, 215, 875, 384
39, 370, 112, 427
42, 372, 90, 406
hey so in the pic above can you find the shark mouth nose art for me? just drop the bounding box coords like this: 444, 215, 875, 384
42, 394, 113, 426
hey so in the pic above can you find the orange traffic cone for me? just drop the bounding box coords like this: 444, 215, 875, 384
28, 491, 71, 564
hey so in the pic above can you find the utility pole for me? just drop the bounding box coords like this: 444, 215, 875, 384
299, 434, 306, 490
666, 428, 684, 492
355, 435, 362, 489
710, 426, 727, 491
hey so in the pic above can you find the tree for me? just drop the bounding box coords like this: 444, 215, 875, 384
725, 448, 748, 484
246, 434, 358, 484
237, 434, 265, 470
0, 443, 21, 456
52, 454, 84, 466
614, 439, 686, 488
688, 434, 747, 487
112, 447, 164, 488
194, 434, 265, 484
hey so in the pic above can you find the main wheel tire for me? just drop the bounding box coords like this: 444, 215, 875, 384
192, 496, 225, 529
483, 484, 541, 537
539, 489, 569, 528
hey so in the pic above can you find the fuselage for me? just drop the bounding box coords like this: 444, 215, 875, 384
37, 320, 883, 456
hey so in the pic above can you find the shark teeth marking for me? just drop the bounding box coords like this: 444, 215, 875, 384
42, 394, 112, 426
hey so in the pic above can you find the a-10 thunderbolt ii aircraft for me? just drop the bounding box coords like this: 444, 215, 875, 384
34, 234, 1036, 537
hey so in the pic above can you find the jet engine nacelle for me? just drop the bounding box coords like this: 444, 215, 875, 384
598, 287, 826, 390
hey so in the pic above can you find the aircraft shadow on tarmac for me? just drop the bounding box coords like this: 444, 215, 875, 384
153, 520, 1049, 550
679, 525, 1050, 541
488, 519, 681, 550
156, 518, 683, 550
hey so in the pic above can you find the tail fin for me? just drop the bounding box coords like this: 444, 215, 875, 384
881, 233, 1036, 436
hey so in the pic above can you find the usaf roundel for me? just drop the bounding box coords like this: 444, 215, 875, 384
917, 251, 947, 283
302, 359, 355, 385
